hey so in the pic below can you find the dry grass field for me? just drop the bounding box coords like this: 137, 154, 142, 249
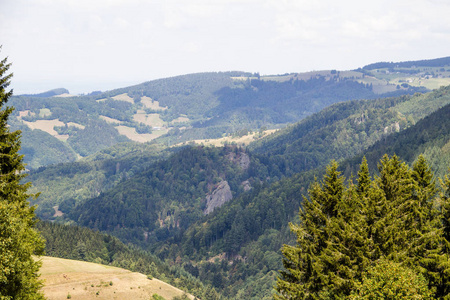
141, 96, 168, 110
112, 93, 135, 104
39, 256, 194, 300
115, 125, 168, 143
99, 115, 123, 125
133, 111, 166, 127
22, 119, 69, 141
176, 129, 278, 147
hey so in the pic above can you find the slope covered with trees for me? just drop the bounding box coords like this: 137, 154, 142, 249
11, 59, 434, 169
149, 91, 450, 298
26, 142, 171, 219
68, 146, 280, 245
249, 85, 450, 175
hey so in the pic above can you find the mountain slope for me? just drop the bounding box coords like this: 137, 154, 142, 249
249, 85, 450, 175
33, 85, 450, 299
12, 56, 444, 169
165, 94, 450, 299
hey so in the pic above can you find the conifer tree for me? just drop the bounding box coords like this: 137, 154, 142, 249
276, 155, 448, 299
0, 49, 45, 299
372, 154, 413, 259
276, 161, 349, 299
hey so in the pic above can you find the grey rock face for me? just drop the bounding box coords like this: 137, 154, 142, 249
204, 181, 232, 215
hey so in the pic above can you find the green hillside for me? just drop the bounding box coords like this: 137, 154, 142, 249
28, 84, 450, 298
13, 57, 445, 170
249, 85, 450, 175
26, 142, 170, 219
167, 96, 450, 299
20, 57, 450, 299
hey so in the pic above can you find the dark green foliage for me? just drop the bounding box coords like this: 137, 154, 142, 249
70, 146, 272, 242
348, 99, 450, 176
276, 156, 448, 299
250, 86, 450, 176
0, 50, 45, 299
26, 142, 169, 219
66, 120, 130, 157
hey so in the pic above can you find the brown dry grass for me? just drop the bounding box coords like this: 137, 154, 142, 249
141, 96, 168, 110
133, 112, 165, 127
99, 115, 123, 125
39, 256, 193, 300
176, 129, 278, 147
115, 125, 168, 143
22, 119, 69, 141
112, 93, 134, 104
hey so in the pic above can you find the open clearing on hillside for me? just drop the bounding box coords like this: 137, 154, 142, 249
21, 119, 69, 141
177, 129, 278, 147
116, 125, 168, 143
394, 77, 450, 90
170, 116, 189, 124
112, 93, 134, 104
99, 115, 123, 124
39, 256, 193, 300
133, 111, 165, 127
141, 96, 168, 110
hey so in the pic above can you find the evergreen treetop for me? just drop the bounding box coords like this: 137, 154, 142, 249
276, 155, 450, 299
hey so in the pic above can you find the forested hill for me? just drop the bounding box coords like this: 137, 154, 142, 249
12, 55, 449, 169
68, 146, 279, 243
249, 85, 450, 175
362, 56, 450, 70
159, 90, 450, 299
345, 100, 450, 178
29, 84, 450, 299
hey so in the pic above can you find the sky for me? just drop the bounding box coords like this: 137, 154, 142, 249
1, 0, 450, 95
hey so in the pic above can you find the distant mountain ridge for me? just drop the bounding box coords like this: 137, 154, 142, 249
362, 56, 450, 70
12, 55, 450, 169
19, 87, 69, 98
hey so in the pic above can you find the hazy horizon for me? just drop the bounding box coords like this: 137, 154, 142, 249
1, 0, 450, 95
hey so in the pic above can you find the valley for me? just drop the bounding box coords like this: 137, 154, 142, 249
12, 56, 450, 299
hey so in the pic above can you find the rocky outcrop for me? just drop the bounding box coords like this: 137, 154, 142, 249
241, 180, 252, 191
226, 151, 250, 170
204, 181, 232, 215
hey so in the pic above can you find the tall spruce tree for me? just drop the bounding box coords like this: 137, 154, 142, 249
276, 161, 355, 299
0, 49, 45, 299
276, 155, 449, 299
